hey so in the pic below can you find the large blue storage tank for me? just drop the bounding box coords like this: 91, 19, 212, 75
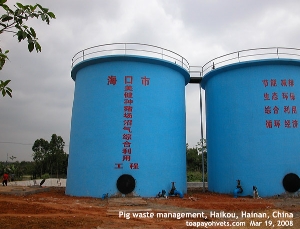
201, 59, 300, 197
66, 52, 189, 197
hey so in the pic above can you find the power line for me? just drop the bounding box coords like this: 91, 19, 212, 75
0, 141, 32, 146
0, 141, 69, 146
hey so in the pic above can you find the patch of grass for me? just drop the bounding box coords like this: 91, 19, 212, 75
187, 171, 207, 182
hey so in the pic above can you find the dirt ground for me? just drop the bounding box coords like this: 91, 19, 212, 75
0, 187, 299, 229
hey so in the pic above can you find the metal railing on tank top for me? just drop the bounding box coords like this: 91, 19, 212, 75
71, 42, 190, 72
201, 47, 300, 76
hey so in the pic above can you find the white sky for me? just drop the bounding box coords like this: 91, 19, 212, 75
1, 0, 300, 161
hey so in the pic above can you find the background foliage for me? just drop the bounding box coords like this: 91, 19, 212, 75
186, 139, 207, 182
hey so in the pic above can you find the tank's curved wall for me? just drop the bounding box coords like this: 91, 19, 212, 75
201, 59, 300, 197
66, 55, 189, 197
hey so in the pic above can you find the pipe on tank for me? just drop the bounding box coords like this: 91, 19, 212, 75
173, 190, 184, 198
233, 179, 243, 198
168, 182, 183, 198
233, 188, 242, 198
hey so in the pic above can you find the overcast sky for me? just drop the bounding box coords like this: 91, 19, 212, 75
1, 0, 300, 162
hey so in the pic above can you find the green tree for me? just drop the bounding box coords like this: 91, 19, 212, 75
196, 138, 207, 173
186, 146, 200, 171
21, 161, 35, 179
186, 140, 207, 182
32, 134, 68, 178
0, 0, 55, 97
186, 139, 207, 173
0, 162, 4, 174
32, 138, 49, 178
48, 134, 67, 178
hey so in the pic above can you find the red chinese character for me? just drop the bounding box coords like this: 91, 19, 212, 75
292, 120, 298, 128
141, 76, 150, 86
124, 120, 133, 126
284, 106, 290, 114
272, 92, 278, 100
124, 106, 133, 112
262, 80, 268, 87
273, 106, 279, 114
288, 79, 294, 87
290, 93, 296, 100
123, 126, 132, 133
282, 92, 289, 100
107, 76, 117, 85
124, 92, 133, 98
285, 120, 291, 128
123, 141, 131, 147
266, 120, 272, 128
130, 163, 139, 169
265, 106, 271, 114
125, 85, 133, 91
124, 113, 133, 118
274, 120, 280, 128
124, 99, 134, 105
122, 155, 131, 161
281, 79, 287, 86
264, 93, 270, 100
115, 163, 123, 169
271, 79, 277, 87
122, 148, 132, 154
125, 76, 133, 84
123, 134, 132, 140
292, 106, 297, 114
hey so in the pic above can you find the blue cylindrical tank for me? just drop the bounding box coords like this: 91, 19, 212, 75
201, 59, 300, 197
66, 55, 189, 197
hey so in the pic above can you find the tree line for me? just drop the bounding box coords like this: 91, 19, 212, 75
2, 136, 205, 181
0, 160, 34, 180
32, 134, 68, 179
0, 134, 68, 180
186, 139, 207, 181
